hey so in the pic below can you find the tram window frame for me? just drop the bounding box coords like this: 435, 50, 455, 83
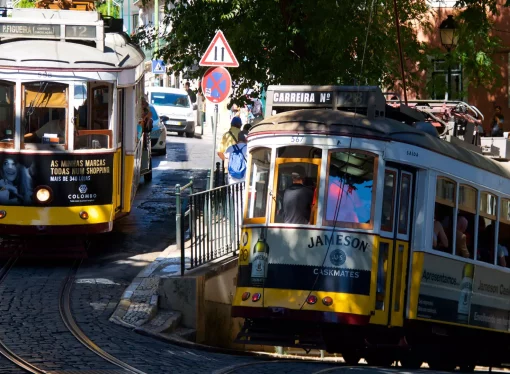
244, 147, 272, 224
271, 156, 321, 225
0, 80, 15, 150
498, 199, 510, 268
380, 169, 397, 233
456, 184, 477, 260
74, 83, 113, 150
434, 176, 456, 254
323, 149, 378, 230
477, 191, 498, 265
21, 81, 69, 151
398, 172, 413, 236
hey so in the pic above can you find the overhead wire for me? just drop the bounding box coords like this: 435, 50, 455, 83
299, 0, 378, 311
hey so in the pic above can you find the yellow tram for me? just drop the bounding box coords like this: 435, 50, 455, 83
0, 2, 151, 235
233, 85, 510, 370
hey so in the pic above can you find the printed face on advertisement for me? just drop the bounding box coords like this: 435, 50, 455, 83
3, 158, 17, 182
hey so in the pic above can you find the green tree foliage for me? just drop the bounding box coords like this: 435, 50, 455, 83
17, 0, 36, 8
96, 1, 120, 18
135, 0, 507, 103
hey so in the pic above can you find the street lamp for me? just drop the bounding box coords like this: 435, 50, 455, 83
439, 15, 458, 100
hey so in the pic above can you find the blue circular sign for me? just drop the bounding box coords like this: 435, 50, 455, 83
201, 66, 231, 104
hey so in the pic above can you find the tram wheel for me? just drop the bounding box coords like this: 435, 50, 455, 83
341, 350, 361, 365
427, 357, 456, 371
399, 351, 423, 369
365, 352, 395, 367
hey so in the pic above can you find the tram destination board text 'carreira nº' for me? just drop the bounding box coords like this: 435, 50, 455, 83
0, 22, 97, 40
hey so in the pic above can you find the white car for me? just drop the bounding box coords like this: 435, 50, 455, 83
149, 104, 167, 155
146, 87, 197, 138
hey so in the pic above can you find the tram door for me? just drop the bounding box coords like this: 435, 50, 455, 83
372, 167, 414, 327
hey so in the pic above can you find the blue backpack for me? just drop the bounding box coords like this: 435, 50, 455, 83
228, 144, 247, 180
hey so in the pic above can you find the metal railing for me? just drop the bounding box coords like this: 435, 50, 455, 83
175, 178, 194, 275
176, 181, 245, 275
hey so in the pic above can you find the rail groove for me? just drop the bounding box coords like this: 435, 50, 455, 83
59, 260, 147, 374
0, 256, 46, 373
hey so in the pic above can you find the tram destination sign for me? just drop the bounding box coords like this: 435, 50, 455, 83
272, 91, 333, 105
0, 22, 97, 40
0, 23, 60, 38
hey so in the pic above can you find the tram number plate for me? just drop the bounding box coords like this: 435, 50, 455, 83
65, 25, 97, 39
290, 136, 304, 143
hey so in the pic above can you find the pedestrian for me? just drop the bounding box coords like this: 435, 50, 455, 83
242, 123, 252, 133
217, 116, 242, 161
491, 113, 504, 137
251, 97, 263, 118
185, 81, 196, 104
224, 131, 248, 184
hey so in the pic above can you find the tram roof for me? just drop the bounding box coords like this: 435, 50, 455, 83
0, 33, 144, 71
251, 109, 510, 179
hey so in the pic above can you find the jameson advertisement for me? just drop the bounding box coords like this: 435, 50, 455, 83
417, 253, 510, 332
0, 153, 113, 206
237, 228, 374, 295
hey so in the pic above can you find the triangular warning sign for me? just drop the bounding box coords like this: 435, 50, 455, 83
199, 30, 239, 68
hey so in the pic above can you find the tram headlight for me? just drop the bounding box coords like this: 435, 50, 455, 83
241, 292, 251, 301
0, 210, 6, 219
79, 211, 89, 220
35, 186, 52, 204
251, 293, 261, 302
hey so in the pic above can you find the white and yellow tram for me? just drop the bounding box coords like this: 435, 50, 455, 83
0, 2, 151, 235
233, 85, 510, 369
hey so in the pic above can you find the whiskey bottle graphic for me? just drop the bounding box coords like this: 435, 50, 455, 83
251, 231, 269, 286
457, 263, 474, 324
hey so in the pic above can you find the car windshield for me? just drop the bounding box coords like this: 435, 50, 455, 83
150, 105, 159, 121
150, 92, 190, 108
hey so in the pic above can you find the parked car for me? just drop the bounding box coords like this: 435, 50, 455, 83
149, 104, 167, 155
146, 87, 197, 138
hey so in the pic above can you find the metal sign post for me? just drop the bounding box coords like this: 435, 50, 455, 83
210, 104, 219, 190
199, 30, 238, 190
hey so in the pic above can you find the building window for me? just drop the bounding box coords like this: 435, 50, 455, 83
431, 59, 463, 100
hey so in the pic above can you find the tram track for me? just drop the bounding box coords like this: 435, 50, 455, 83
0, 256, 149, 373
59, 259, 147, 374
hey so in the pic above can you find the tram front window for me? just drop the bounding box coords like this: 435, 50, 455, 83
246, 148, 271, 222
0, 81, 14, 149
324, 151, 376, 229
273, 162, 318, 225
22, 82, 68, 150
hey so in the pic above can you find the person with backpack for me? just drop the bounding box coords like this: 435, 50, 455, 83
224, 131, 248, 184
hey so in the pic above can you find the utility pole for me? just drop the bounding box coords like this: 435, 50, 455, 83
154, 0, 159, 53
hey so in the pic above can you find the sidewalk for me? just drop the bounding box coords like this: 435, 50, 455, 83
109, 212, 240, 340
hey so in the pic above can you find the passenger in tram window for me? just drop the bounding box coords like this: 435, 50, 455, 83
456, 216, 470, 258
433, 218, 449, 250
490, 114, 504, 137
497, 244, 508, 267
282, 165, 314, 224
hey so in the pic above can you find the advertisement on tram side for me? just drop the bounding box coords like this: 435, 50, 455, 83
236, 227, 374, 295
0, 153, 113, 206
416, 253, 510, 332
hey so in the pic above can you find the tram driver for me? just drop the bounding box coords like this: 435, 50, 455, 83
282, 165, 314, 224
25, 109, 66, 144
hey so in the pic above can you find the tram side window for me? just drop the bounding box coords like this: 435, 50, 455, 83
498, 199, 510, 268
324, 151, 376, 229
456, 185, 477, 260
22, 82, 68, 150
434, 177, 455, 253
478, 192, 497, 265
246, 148, 271, 221
380, 170, 397, 232
0, 81, 14, 149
